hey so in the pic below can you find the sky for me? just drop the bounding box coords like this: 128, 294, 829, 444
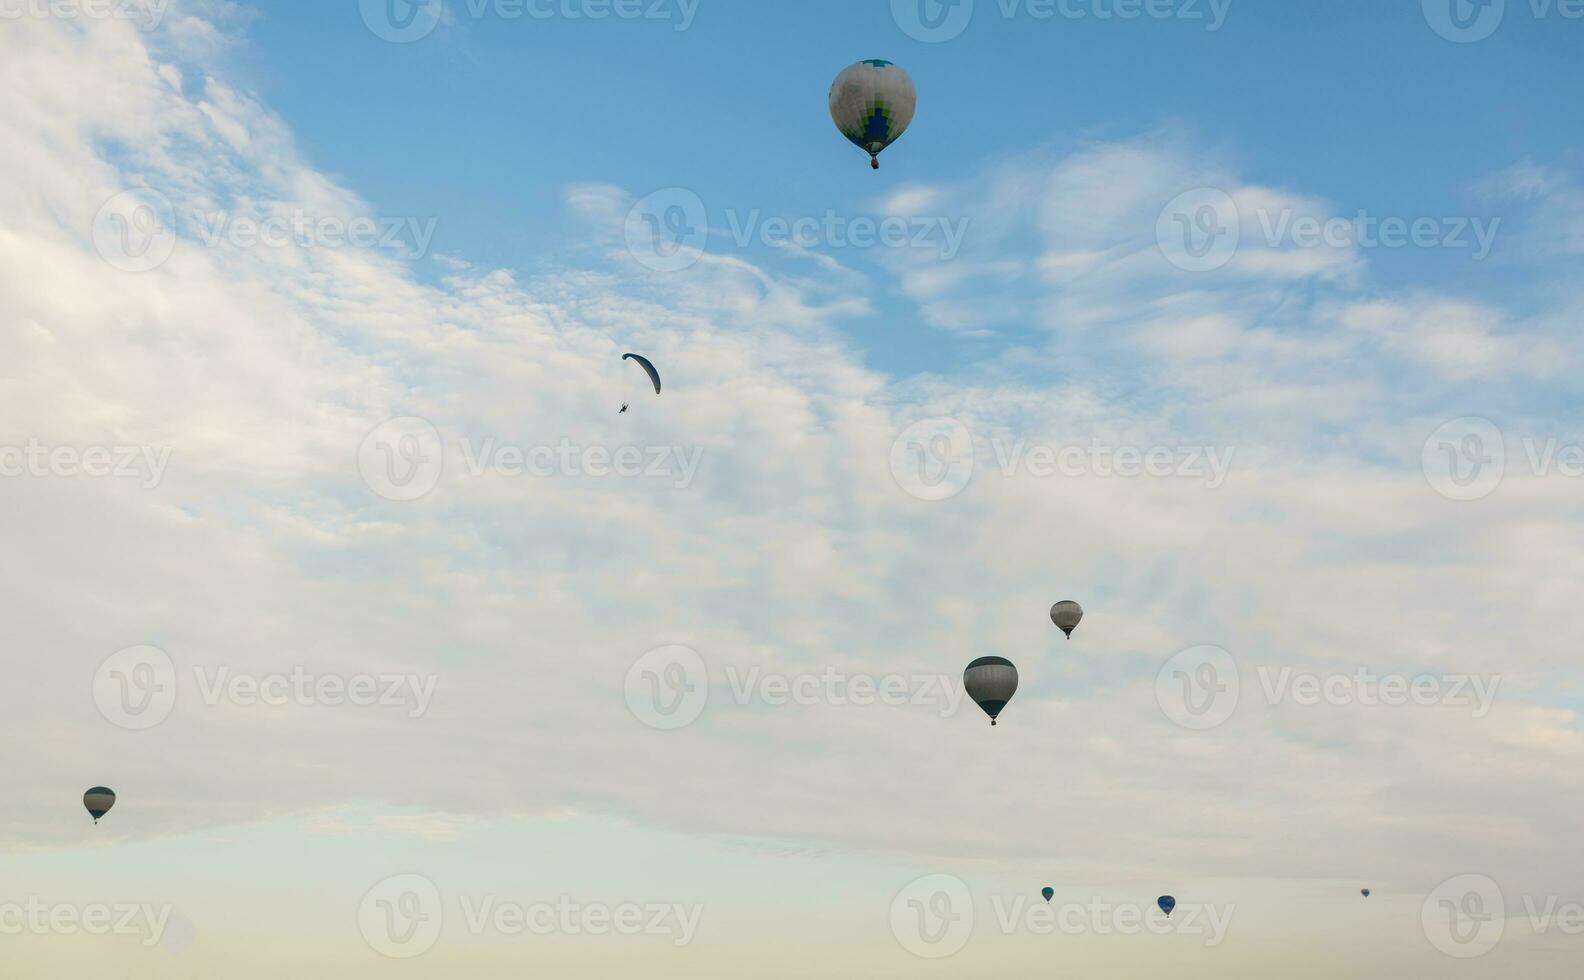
1, 0, 1583, 976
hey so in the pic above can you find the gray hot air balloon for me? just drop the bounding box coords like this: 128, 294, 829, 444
828, 60, 916, 170
964, 656, 1018, 726
1050, 600, 1083, 639
1361, 889, 1371, 899
83, 787, 116, 824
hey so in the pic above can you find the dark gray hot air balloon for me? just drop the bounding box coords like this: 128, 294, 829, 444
83, 787, 116, 824
1050, 600, 1083, 639
1361, 888, 1371, 898
964, 656, 1018, 726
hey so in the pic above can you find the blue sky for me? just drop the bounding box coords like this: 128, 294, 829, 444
4, 1, 1584, 976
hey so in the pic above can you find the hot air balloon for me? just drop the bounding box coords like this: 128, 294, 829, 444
1041, 887, 1054, 903
1157, 896, 1176, 917
964, 656, 1017, 726
1361, 889, 1371, 898
828, 60, 916, 170
83, 787, 116, 824
1050, 600, 1083, 639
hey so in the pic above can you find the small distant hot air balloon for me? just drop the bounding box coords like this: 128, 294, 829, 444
1050, 600, 1083, 639
1041, 887, 1055, 903
964, 656, 1018, 726
84, 787, 116, 824
1361, 888, 1371, 898
829, 60, 916, 170
1157, 896, 1176, 917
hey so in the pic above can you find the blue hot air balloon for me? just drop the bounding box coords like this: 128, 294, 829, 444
828, 60, 916, 170
1041, 887, 1054, 903
1158, 896, 1176, 917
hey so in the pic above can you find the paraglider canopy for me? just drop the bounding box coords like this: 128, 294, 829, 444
1050, 600, 1083, 638
1041, 887, 1054, 903
963, 656, 1018, 726
623, 353, 662, 395
1157, 895, 1176, 917
828, 60, 916, 170
83, 787, 116, 824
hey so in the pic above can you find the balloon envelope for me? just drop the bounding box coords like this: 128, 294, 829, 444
623, 353, 662, 395
1041, 887, 1054, 903
1157, 896, 1176, 916
1362, 889, 1371, 898
828, 60, 916, 168
83, 787, 116, 823
964, 656, 1018, 726
1050, 600, 1083, 638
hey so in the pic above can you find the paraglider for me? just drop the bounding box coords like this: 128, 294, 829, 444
83, 787, 115, 824
1041, 887, 1054, 903
1050, 600, 1083, 639
828, 60, 916, 170
1157, 896, 1176, 917
624, 353, 662, 395
1361, 888, 1371, 898
964, 656, 1018, 726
